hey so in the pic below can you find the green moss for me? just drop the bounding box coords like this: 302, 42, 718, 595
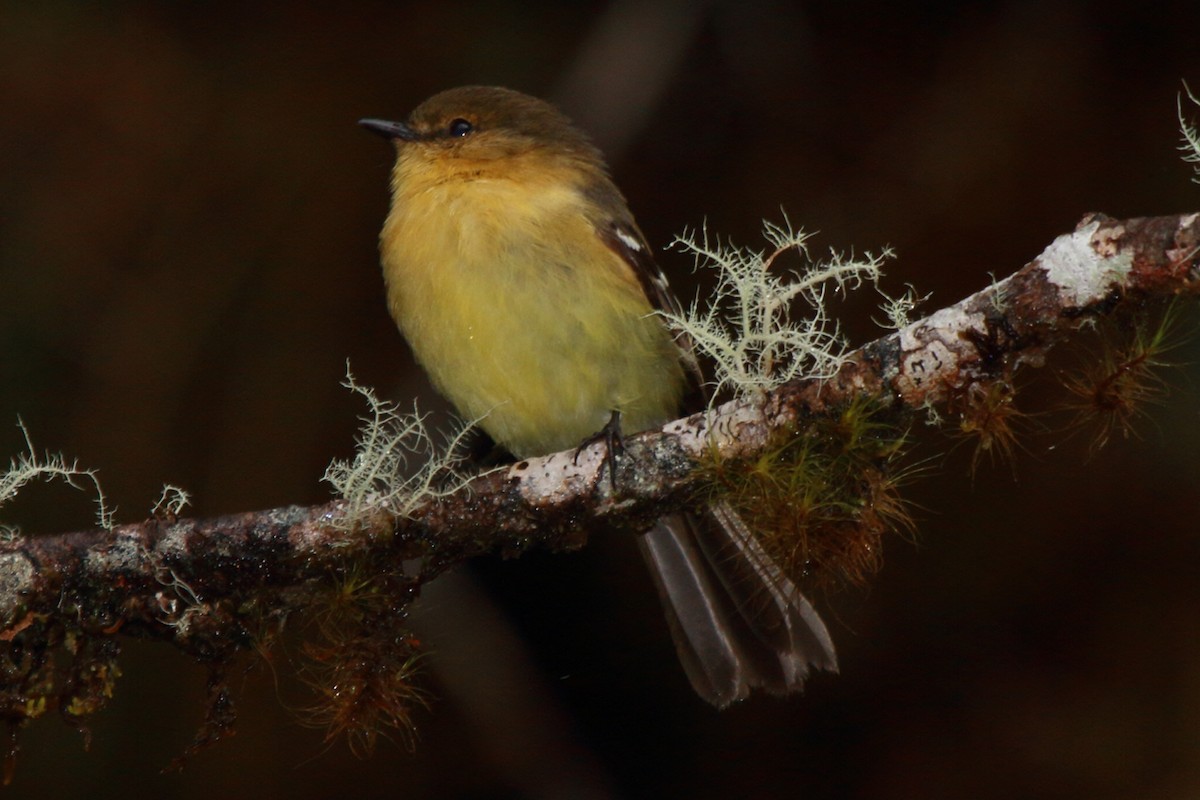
699, 394, 913, 590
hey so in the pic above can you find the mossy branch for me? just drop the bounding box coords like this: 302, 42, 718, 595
3, 210, 1199, 632
0, 211, 1197, 761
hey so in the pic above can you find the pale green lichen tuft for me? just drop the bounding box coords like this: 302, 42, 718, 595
875, 283, 930, 330
0, 419, 113, 530
152, 484, 191, 518
323, 367, 479, 528
663, 217, 893, 403
1178, 82, 1200, 182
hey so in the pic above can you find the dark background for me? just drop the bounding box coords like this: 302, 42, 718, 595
3, 1, 1200, 797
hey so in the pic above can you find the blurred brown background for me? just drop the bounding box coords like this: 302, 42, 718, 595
3, 1, 1200, 798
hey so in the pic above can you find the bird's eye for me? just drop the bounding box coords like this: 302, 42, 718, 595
448, 118, 474, 137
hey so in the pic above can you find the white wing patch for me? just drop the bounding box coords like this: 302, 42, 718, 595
616, 228, 644, 252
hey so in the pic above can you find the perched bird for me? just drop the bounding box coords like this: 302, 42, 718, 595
360, 86, 836, 706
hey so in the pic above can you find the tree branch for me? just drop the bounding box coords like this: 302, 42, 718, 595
1, 211, 1197, 730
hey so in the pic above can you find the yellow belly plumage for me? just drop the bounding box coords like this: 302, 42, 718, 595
380, 157, 685, 458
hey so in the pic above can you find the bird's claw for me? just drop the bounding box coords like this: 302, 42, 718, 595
574, 410, 625, 492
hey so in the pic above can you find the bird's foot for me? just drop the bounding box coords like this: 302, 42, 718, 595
574, 410, 625, 492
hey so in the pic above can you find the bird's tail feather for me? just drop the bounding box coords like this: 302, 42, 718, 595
637, 503, 837, 707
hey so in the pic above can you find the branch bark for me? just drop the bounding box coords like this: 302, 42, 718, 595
2, 210, 1198, 679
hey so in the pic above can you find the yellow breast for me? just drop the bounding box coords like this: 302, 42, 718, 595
380, 153, 685, 458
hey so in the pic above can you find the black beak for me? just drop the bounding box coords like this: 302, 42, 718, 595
358, 118, 420, 141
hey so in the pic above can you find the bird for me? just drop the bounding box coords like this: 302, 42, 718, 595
360, 85, 836, 706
